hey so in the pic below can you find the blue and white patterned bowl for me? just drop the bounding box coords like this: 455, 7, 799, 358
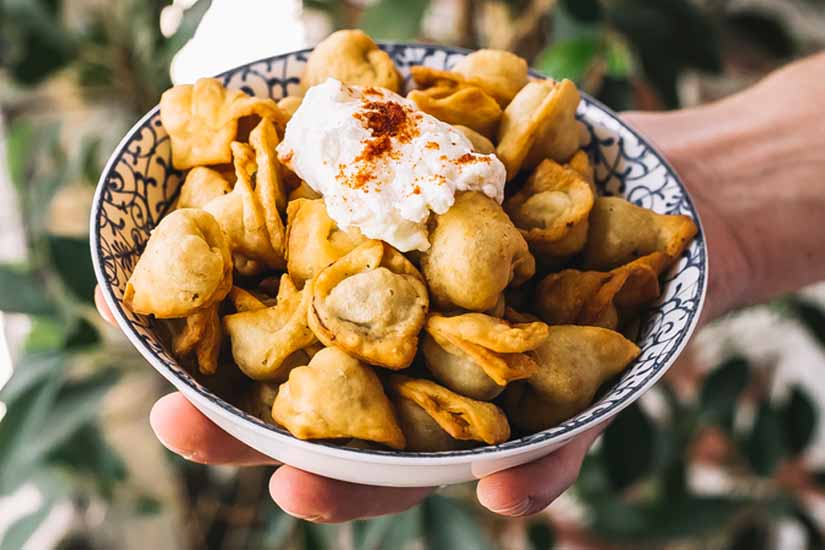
91, 44, 707, 487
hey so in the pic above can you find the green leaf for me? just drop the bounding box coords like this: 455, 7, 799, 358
606, 0, 722, 107
782, 386, 817, 456
354, 506, 421, 550
163, 0, 213, 57
300, 522, 338, 550
47, 424, 127, 499
590, 499, 649, 538
5, 120, 35, 194
78, 137, 102, 186
649, 497, 746, 539
0, 353, 63, 406
360, 0, 430, 41
2, 0, 75, 85
0, 264, 55, 315
604, 34, 634, 78
535, 36, 601, 83
699, 355, 749, 431
527, 521, 555, 550
135, 495, 162, 516
47, 236, 96, 304
422, 495, 493, 550
601, 403, 656, 491
260, 506, 297, 548
24, 317, 66, 352
0, 369, 63, 493
745, 401, 785, 476
65, 317, 101, 349
22, 369, 121, 465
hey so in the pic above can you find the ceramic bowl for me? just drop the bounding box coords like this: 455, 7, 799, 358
91, 43, 707, 487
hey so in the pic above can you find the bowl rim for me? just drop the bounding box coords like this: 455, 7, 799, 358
90, 41, 708, 465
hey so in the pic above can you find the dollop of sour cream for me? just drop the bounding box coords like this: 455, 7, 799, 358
276, 78, 506, 252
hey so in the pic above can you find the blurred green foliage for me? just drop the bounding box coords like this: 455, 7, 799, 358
1, 0, 824, 549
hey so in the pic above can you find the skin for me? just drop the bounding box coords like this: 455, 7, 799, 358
94, 52, 825, 521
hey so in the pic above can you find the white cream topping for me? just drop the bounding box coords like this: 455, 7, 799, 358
276, 78, 506, 252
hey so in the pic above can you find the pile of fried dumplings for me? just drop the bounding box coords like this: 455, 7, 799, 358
124, 30, 698, 452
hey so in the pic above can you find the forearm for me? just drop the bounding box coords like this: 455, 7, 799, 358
626, 52, 825, 318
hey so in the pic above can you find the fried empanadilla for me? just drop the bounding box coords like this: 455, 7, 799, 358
408, 84, 501, 139
160, 77, 287, 170
223, 274, 317, 381
496, 79, 583, 179
393, 394, 469, 452
453, 125, 495, 154
203, 142, 285, 275
536, 252, 670, 329
285, 198, 365, 283
505, 157, 595, 261
272, 347, 406, 449
422, 313, 548, 400
302, 30, 401, 92
176, 167, 231, 210
168, 304, 222, 375
505, 325, 640, 432
451, 49, 529, 106
308, 240, 429, 370
421, 192, 535, 312
387, 375, 510, 446
582, 197, 698, 271
125, 208, 232, 318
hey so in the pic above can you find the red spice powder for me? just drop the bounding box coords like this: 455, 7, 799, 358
343, 98, 420, 190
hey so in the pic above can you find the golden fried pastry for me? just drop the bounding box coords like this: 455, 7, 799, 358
245, 382, 280, 424
582, 197, 698, 270
223, 274, 317, 381
451, 49, 529, 106
308, 240, 429, 370
505, 157, 595, 261
505, 325, 640, 432
387, 375, 510, 445
160, 78, 286, 170
277, 96, 302, 120
408, 84, 501, 138
421, 192, 535, 311
453, 125, 495, 154
227, 286, 268, 312
249, 117, 288, 214
536, 252, 670, 329
203, 142, 285, 275
422, 312, 547, 400
496, 79, 583, 179
177, 167, 231, 209
272, 347, 406, 449
303, 30, 401, 92
288, 181, 322, 201
125, 208, 232, 318
285, 198, 366, 283
169, 305, 222, 374
568, 150, 596, 193
393, 396, 470, 452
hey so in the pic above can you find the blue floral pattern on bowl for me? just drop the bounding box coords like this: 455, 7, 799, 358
91, 44, 707, 457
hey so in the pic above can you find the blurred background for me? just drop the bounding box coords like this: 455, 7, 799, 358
1, 0, 825, 548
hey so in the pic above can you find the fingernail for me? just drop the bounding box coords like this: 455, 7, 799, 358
487, 497, 535, 517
